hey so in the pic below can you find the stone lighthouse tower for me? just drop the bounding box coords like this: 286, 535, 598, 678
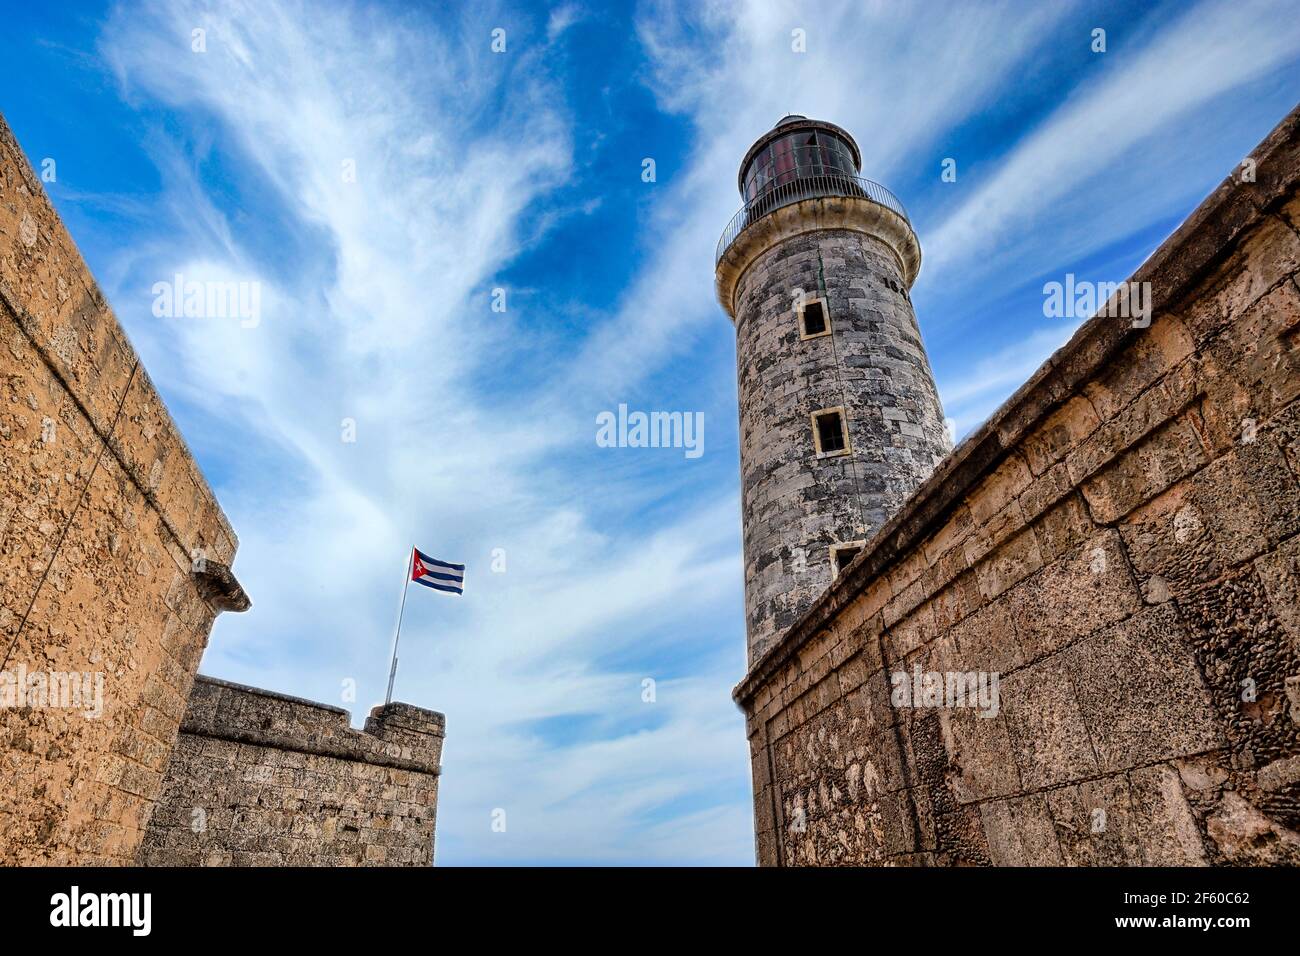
716, 115, 951, 665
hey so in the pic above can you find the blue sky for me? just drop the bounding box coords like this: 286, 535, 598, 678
2, 0, 1297, 865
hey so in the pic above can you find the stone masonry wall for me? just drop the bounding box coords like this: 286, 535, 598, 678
0, 111, 246, 864
735, 104, 1300, 866
734, 228, 950, 666
139, 676, 444, 866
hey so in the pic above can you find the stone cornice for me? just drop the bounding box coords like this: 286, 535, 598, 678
715, 195, 922, 322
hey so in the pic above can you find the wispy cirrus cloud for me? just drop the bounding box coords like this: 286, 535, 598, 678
21, 0, 1297, 865
96, 0, 752, 864
561, 0, 1078, 399
924, 0, 1300, 283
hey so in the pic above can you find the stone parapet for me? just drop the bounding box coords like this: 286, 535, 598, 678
716, 192, 922, 320
138, 676, 444, 866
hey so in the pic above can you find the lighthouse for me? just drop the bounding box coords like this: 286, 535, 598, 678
715, 115, 951, 665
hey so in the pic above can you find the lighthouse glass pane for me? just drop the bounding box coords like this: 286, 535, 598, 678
826, 136, 855, 175
745, 144, 770, 201
742, 129, 859, 202
793, 133, 819, 174
772, 135, 796, 187
814, 133, 834, 173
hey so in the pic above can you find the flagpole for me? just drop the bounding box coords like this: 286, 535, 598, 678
385, 547, 413, 705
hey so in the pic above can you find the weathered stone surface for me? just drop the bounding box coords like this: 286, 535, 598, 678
949, 598, 1024, 675
1064, 604, 1222, 773
0, 110, 245, 865
1002, 657, 1099, 790
979, 792, 1064, 866
1044, 773, 1143, 866
726, 174, 950, 665
940, 707, 1022, 805
1127, 763, 1209, 865
1256, 530, 1300, 650
138, 677, 444, 867
735, 104, 1300, 866
1176, 566, 1300, 772
1203, 790, 1300, 864
1006, 529, 1141, 662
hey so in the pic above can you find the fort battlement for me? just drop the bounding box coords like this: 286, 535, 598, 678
138, 676, 444, 866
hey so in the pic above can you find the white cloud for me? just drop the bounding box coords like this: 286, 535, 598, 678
547, 3, 585, 41
99, 0, 752, 865
83, 0, 1300, 866
937, 323, 1082, 438
923, 0, 1300, 282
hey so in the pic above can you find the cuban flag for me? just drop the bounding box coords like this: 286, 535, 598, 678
411, 548, 465, 595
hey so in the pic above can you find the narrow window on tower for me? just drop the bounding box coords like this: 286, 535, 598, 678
830, 541, 866, 578
811, 407, 850, 457
797, 296, 831, 340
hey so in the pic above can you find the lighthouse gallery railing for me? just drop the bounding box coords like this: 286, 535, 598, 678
716, 173, 910, 267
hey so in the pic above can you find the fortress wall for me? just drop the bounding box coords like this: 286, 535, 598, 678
736, 105, 1300, 866
0, 112, 244, 864
139, 676, 444, 866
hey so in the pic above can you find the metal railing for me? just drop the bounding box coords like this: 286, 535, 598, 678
715, 173, 910, 266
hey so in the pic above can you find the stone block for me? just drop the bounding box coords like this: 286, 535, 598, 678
1017, 461, 1073, 524
1082, 314, 1196, 423
950, 598, 1024, 674
1079, 413, 1209, 523
1031, 492, 1097, 564
1179, 213, 1300, 344
940, 707, 1022, 805
1256, 530, 1300, 650
1063, 604, 1222, 773
922, 504, 973, 565
1175, 565, 1300, 768
1202, 790, 1300, 864
1007, 529, 1142, 661
1044, 772, 1143, 866
979, 793, 1065, 865
1021, 396, 1101, 477
974, 527, 1044, 601
1001, 656, 1099, 790
1127, 763, 1209, 865
967, 453, 1033, 525
1119, 439, 1299, 596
